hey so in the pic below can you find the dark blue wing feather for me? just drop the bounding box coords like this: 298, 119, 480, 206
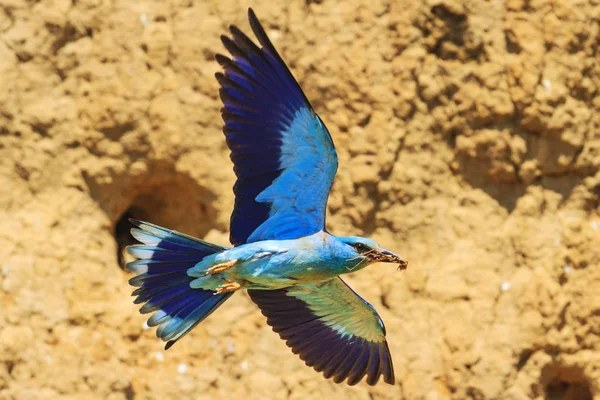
218, 8, 338, 245
248, 278, 395, 386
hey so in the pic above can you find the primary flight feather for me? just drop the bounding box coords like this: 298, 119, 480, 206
125, 8, 407, 386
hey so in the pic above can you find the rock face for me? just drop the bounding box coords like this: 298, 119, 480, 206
1, 0, 599, 399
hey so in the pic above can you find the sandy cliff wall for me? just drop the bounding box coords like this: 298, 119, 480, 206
1, 0, 599, 399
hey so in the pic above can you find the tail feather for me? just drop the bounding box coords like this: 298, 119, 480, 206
130, 220, 225, 252
134, 285, 189, 307
126, 219, 232, 349
127, 259, 192, 275
128, 246, 204, 262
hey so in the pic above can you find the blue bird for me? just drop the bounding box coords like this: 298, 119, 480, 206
126, 8, 407, 386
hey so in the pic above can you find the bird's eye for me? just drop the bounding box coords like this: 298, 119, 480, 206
353, 243, 369, 253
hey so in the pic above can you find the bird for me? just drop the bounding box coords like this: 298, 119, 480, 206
125, 8, 407, 386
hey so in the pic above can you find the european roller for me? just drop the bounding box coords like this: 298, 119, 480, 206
126, 8, 407, 386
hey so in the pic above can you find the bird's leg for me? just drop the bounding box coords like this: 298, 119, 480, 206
214, 279, 247, 294
205, 259, 238, 275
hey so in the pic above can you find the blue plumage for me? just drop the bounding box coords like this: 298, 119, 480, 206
217, 11, 337, 246
125, 8, 407, 386
249, 278, 395, 386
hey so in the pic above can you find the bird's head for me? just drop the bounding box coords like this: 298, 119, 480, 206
337, 236, 408, 271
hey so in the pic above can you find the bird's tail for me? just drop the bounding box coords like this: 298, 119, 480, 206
126, 219, 233, 350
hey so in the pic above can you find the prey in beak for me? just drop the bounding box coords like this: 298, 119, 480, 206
367, 249, 408, 271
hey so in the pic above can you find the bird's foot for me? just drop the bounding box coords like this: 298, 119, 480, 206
214, 279, 246, 294
205, 259, 238, 275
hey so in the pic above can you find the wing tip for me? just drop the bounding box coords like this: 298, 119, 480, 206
247, 7, 257, 23
381, 341, 396, 385
247, 7, 271, 49
164, 340, 175, 350
215, 53, 230, 65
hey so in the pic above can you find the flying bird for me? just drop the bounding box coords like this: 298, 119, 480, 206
126, 8, 407, 386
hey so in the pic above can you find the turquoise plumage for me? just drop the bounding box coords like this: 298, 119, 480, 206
125, 8, 407, 386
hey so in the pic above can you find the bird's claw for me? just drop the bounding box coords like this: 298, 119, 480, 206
205, 259, 238, 275
214, 279, 246, 294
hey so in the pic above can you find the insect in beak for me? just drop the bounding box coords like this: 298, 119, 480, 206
369, 249, 408, 271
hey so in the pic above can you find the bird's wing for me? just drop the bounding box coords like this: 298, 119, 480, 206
248, 277, 394, 386
218, 8, 338, 246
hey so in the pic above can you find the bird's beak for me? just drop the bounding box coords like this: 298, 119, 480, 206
369, 248, 408, 270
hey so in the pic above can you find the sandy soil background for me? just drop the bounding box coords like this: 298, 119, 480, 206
1, 0, 600, 399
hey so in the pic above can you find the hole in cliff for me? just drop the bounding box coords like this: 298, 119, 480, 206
114, 172, 222, 269
541, 363, 592, 400
544, 380, 592, 400
115, 207, 143, 269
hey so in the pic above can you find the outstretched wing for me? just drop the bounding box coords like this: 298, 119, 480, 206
217, 8, 338, 246
248, 278, 395, 386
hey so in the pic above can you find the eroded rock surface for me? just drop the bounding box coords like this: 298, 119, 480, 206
1, 0, 599, 399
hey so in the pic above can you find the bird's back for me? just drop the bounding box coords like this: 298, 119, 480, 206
215, 232, 350, 289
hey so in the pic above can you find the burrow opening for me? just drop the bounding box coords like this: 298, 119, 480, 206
114, 173, 222, 269
541, 363, 592, 400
